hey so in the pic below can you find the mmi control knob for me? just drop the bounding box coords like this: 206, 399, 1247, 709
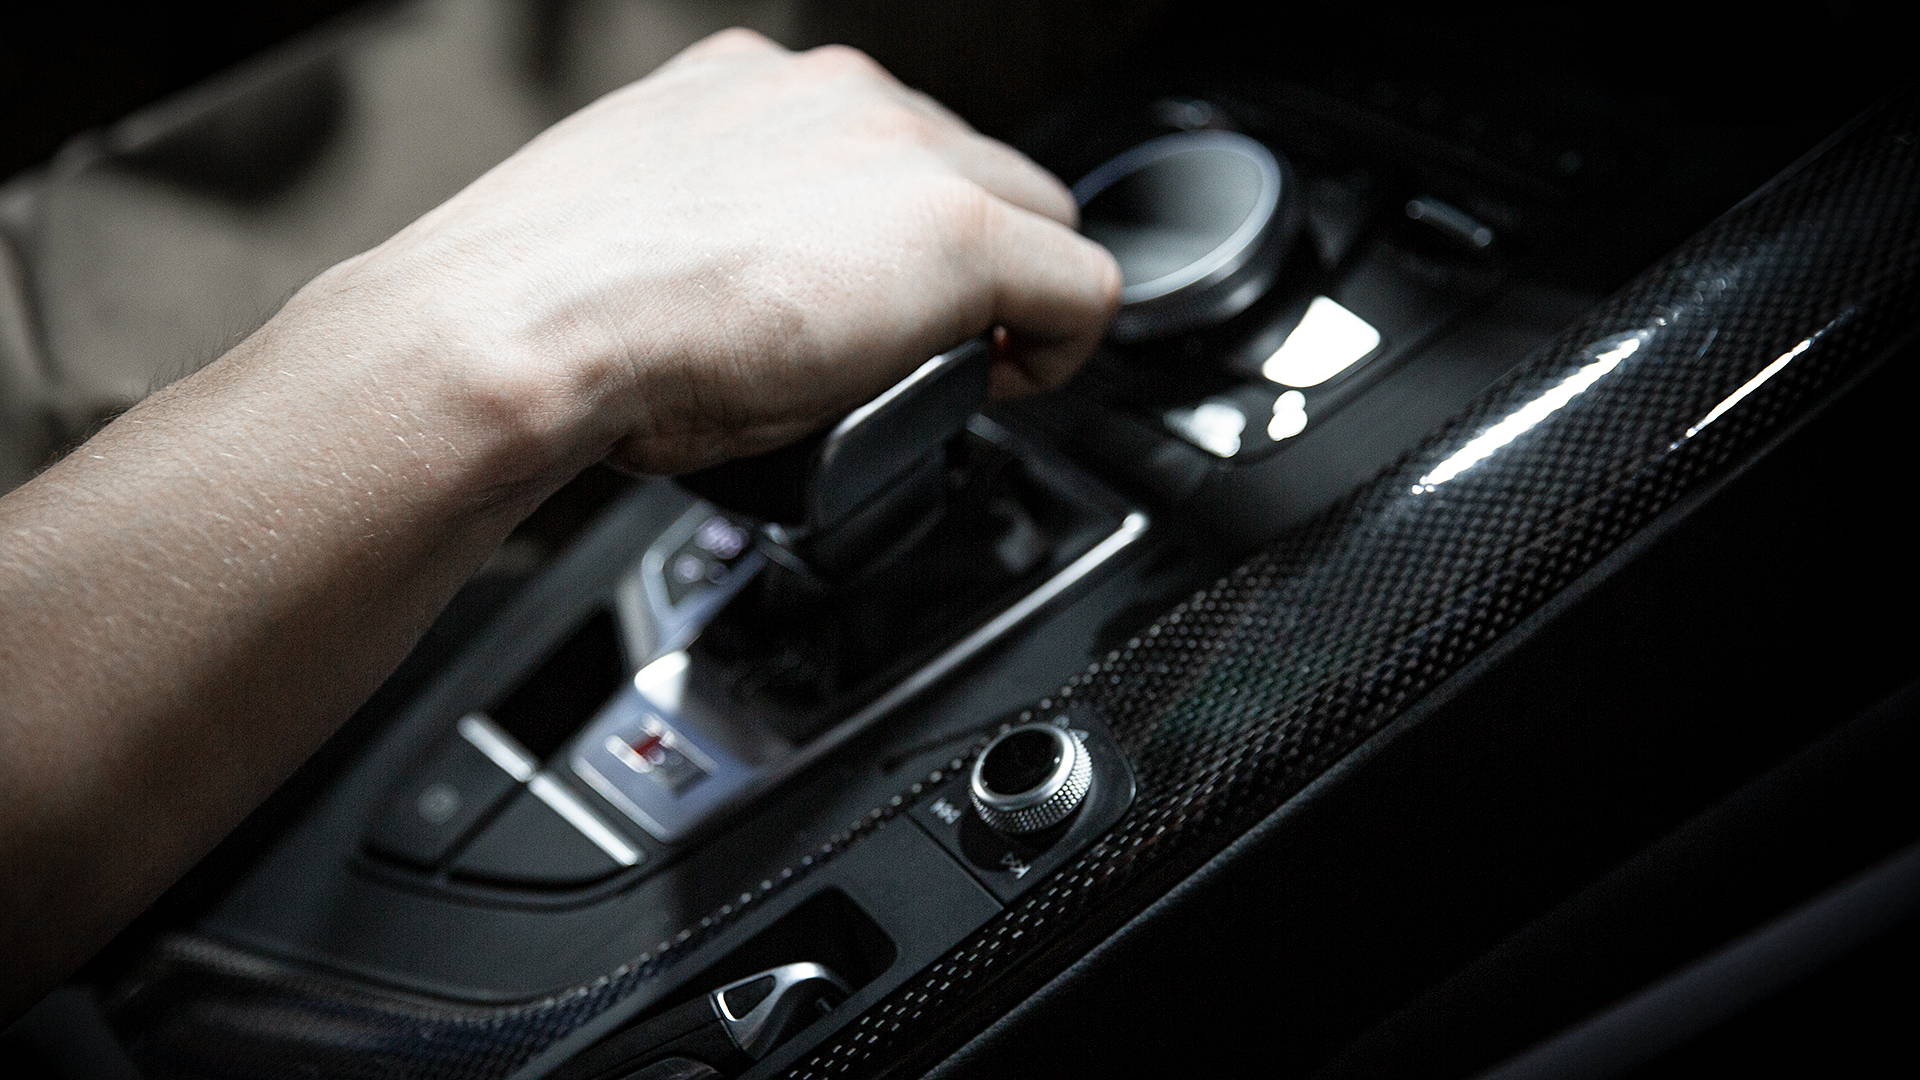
969, 723, 1093, 835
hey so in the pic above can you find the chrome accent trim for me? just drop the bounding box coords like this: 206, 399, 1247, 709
820, 509, 1146, 749
573, 422, 1150, 844
972, 724, 1079, 812
572, 756, 674, 843
456, 713, 535, 783
1073, 130, 1292, 340
831, 351, 959, 452
527, 773, 641, 868
711, 962, 851, 1060
736, 506, 1150, 815
970, 724, 1093, 834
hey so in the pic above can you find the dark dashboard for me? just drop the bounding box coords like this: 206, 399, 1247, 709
3, 3, 1917, 1078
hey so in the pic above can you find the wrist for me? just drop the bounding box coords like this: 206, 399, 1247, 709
280, 254, 632, 511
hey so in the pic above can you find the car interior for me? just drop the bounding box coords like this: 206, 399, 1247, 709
3, 2, 1918, 1077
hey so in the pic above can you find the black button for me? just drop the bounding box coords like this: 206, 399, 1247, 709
450, 789, 626, 888
364, 731, 519, 868
979, 728, 1063, 797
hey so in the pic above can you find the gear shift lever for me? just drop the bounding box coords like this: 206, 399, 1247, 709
565, 127, 1281, 845
678, 337, 991, 577
680, 128, 1294, 555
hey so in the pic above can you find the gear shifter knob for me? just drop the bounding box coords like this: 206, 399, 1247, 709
681, 128, 1294, 552
678, 336, 991, 537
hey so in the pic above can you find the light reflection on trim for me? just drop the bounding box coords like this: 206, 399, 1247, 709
1412, 332, 1646, 494
1675, 329, 1822, 443
1164, 400, 1247, 458
1268, 390, 1309, 441
1262, 296, 1382, 387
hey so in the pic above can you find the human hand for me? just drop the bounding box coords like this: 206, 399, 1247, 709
294, 27, 1121, 478
0, 30, 1121, 1002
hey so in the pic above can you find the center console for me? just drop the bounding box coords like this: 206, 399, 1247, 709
113, 58, 1853, 1080
342, 107, 1511, 915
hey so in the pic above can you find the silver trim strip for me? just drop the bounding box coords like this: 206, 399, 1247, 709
456, 713, 536, 783
573, 758, 675, 842
528, 773, 642, 867
739, 507, 1150, 811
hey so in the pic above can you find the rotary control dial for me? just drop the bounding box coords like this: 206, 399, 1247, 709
969, 723, 1094, 835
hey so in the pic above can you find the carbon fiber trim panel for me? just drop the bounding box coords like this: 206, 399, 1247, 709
110, 95, 1920, 1080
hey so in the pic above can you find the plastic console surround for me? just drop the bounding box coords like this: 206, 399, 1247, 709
570, 417, 1147, 846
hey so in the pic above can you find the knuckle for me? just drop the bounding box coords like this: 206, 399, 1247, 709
698, 26, 772, 53
666, 27, 779, 71
801, 43, 885, 79
862, 102, 939, 145
920, 177, 994, 244
904, 88, 957, 123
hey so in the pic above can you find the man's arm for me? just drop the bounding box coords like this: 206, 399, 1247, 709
0, 28, 1119, 1012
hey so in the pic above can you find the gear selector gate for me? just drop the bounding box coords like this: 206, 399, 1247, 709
566, 128, 1316, 847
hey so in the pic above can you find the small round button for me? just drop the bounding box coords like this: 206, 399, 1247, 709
970, 723, 1093, 835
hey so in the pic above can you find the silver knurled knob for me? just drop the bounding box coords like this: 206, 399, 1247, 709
970, 723, 1093, 835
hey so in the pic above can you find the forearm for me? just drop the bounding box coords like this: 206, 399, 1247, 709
0, 276, 597, 1008
0, 26, 1117, 1014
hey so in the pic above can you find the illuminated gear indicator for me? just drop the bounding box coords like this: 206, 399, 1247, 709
607, 719, 709, 795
